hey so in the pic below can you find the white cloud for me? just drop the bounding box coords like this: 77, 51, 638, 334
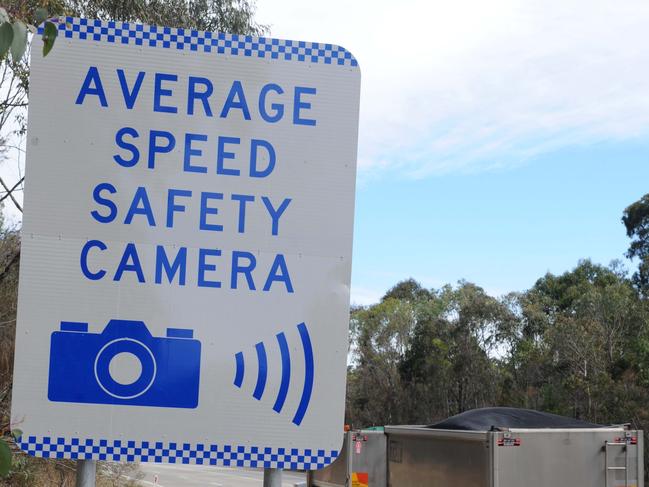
256, 0, 649, 179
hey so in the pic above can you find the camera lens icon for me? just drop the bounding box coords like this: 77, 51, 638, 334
93, 338, 157, 400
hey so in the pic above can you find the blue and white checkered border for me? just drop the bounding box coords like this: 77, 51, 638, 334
18, 436, 338, 469
42, 17, 358, 67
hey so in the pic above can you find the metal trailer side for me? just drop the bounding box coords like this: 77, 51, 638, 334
385, 427, 490, 487
309, 430, 387, 487
385, 426, 644, 487
492, 428, 644, 487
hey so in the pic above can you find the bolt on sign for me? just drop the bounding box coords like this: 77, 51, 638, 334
12, 17, 360, 469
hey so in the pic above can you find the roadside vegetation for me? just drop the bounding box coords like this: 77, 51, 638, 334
1, 0, 649, 484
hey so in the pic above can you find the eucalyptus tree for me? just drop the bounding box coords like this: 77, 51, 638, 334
623, 194, 649, 295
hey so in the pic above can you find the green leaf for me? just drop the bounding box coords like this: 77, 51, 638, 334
0, 439, 11, 477
42, 21, 58, 57
34, 8, 48, 25
10, 21, 27, 62
10, 430, 22, 441
0, 22, 14, 58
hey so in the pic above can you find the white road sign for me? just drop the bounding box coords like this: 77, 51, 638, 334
12, 17, 360, 470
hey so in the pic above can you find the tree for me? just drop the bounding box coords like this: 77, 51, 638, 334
347, 294, 420, 426
382, 278, 432, 302
0, 4, 63, 62
0, 225, 20, 479
66, 0, 267, 35
506, 260, 648, 419
623, 194, 649, 294
347, 280, 514, 426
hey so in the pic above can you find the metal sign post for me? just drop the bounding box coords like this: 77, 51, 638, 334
263, 467, 282, 487
12, 15, 360, 475
75, 459, 96, 487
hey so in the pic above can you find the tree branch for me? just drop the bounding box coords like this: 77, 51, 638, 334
0, 177, 24, 202
0, 176, 22, 212
0, 248, 20, 284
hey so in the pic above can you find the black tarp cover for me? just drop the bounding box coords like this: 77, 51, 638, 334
427, 407, 603, 431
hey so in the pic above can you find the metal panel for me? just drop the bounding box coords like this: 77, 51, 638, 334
385, 427, 490, 487
311, 433, 349, 487
349, 431, 387, 487
493, 429, 643, 487
311, 430, 387, 487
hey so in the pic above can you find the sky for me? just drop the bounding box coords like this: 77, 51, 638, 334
2, 0, 649, 305
253, 0, 649, 304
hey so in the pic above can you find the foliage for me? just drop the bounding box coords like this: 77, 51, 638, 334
348, 280, 515, 425
0, 4, 62, 62
66, 0, 268, 35
1, 0, 268, 63
347, 260, 649, 475
623, 193, 649, 294
506, 261, 646, 417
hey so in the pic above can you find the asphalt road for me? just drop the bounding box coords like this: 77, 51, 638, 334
137, 463, 307, 486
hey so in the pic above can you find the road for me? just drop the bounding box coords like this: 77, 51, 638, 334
137, 463, 307, 486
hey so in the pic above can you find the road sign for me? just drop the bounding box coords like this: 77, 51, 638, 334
12, 17, 360, 470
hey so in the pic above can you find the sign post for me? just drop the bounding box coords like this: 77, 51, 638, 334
12, 16, 360, 474
75, 459, 96, 487
263, 468, 282, 487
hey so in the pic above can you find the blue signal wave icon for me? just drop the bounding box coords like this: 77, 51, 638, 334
233, 322, 313, 426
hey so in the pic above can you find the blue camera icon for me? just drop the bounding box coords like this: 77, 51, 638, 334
48, 319, 201, 408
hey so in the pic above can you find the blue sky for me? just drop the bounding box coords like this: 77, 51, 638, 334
352, 141, 649, 303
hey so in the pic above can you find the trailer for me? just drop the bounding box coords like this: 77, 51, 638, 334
386, 425, 643, 487
309, 428, 387, 487
309, 408, 644, 487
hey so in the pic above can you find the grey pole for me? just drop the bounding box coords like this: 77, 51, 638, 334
75, 459, 97, 487
263, 467, 282, 487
